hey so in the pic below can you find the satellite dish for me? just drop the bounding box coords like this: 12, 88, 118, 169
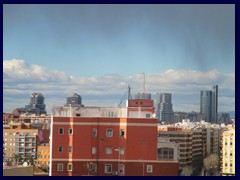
152, 113, 156, 118
23, 162, 28, 167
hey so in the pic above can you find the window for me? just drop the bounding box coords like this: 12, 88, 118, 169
105, 147, 112, 155
92, 147, 97, 155
58, 146, 63, 152
118, 164, 125, 175
92, 128, 97, 137
104, 164, 112, 173
158, 147, 174, 161
119, 148, 124, 155
146, 114, 151, 118
58, 128, 64, 135
91, 164, 97, 173
67, 163, 73, 171
120, 129, 124, 137
57, 164, 63, 171
147, 165, 153, 173
106, 129, 113, 137
69, 128, 73, 135
68, 146, 72, 153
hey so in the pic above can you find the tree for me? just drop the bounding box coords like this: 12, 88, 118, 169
12, 153, 21, 166
25, 154, 36, 166
203, 154, 220, 176
181, 166, 193, 176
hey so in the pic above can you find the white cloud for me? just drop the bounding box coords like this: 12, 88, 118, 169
3, 59, 235, 113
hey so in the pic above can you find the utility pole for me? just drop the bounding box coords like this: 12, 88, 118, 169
115, 148, 120, 175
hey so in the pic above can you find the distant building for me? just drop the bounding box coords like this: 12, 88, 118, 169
200, 85, 218, 123
156, 93, 173, 123
66, 93, 82, 106
26, 93, 47, 115
221, 127, 235, 176
218, 113, 230, 124
135, 92, 151, 100
173, 112, 188, 123
12, 108, 27, 118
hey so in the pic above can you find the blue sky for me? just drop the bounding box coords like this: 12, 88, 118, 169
3, 4, 235, 115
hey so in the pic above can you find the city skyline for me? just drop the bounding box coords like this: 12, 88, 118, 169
3, 4, 235, 114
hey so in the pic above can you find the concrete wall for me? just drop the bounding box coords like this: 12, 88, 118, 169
3, 166, 33, 176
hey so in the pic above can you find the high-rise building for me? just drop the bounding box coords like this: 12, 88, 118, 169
200, 85, 218, 123
66, 93, 82, 106
26, 93, 46, 115
155, 93, 173, 123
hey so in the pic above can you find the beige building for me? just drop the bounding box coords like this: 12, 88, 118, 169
157, 137, 179, 162
37, 144, 50, 167
221, 127, 235, 176
158, 127, 202, 169
3, 124, 38, 163
205, 127, 221, 155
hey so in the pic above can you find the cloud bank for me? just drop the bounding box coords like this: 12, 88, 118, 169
3, 59, 235, 114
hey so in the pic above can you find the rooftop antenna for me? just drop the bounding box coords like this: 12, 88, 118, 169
128, 85, 132, 100
141, 73, 145, 93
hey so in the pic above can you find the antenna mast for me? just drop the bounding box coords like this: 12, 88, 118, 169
142, 73, 145, 93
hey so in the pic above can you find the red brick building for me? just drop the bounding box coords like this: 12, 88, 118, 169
50, 99, 179, 176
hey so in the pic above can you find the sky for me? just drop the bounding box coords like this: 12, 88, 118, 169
3, 4, 235, 115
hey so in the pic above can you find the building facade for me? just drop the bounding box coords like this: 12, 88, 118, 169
218, 113, 230, 124
66, 93, 82, 106
155, 93, 173, 123
3, 124, 38, 163
200, 85, 218, 123
158, 127, 203, 170
221, 128, 235, 176
26, 93, 47, 115
50, 99, 179, 176
37, 144, 50, 168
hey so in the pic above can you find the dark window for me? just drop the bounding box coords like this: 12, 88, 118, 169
59, 128, 64, 135
120, 129, 124, 137
58, 146, 63, 152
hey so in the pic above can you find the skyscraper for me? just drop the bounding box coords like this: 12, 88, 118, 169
26, 93, 46, 115
66, 93, 82, 106
200, 85, 218, 123
155, 93, 173, 123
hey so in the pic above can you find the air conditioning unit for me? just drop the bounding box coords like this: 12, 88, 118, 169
112, 171, 118, 176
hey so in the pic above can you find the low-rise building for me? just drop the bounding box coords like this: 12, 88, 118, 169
50, 98, 179, 176
37, 144, 50, 168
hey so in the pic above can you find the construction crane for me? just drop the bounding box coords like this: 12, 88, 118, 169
118, 85, 132, 108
